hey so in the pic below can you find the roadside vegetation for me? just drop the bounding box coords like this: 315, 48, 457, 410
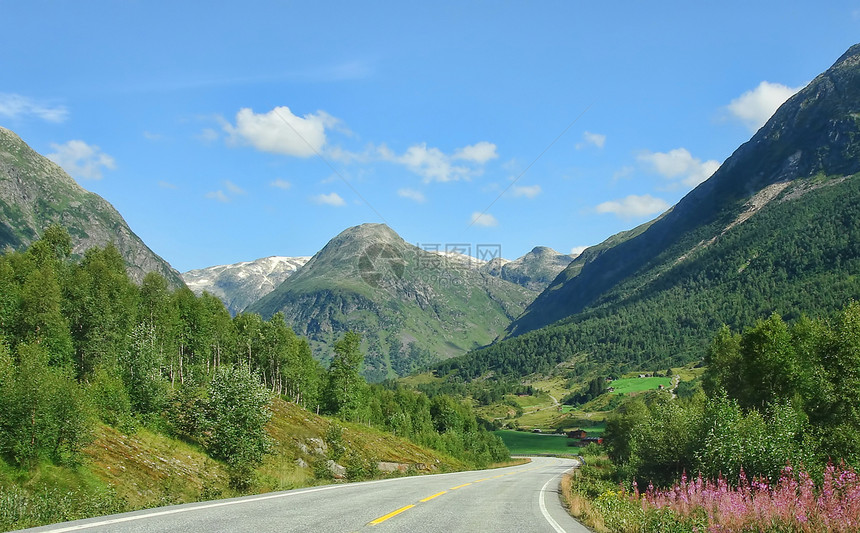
0, 228, 507, 530
559, 302, 860, 531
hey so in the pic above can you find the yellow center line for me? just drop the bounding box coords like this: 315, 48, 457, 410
368, 504, 416, 525
419, 491, 447, 502
370, 471, 528, 526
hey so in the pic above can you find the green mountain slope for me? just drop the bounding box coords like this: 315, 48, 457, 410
248, 223, 536, 381
0, 127, 183, 287
438, 43, 860, 379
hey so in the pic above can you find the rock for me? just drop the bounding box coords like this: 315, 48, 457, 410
326, 460, 346, 479
377, 461, 408, 473
307, 438, 327, 455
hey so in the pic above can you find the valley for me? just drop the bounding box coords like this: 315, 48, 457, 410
2, 11, 860, 532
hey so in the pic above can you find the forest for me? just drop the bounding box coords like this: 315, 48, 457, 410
436, 174, 860, 384
0, 227, 507, 493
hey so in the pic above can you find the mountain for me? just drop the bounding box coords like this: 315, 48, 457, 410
0, 127, 184, 287
183, 256, 311, 315
438, 43, 860, 380
482, 246, 575, 291
247, 223, 536, 381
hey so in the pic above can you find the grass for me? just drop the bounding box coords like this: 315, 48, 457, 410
608, 376, 671, 394
493, 430, 580, 455
514, 405, 568, 429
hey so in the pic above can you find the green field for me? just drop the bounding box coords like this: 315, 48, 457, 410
609, 376, 671, 394
494, 430, 580, 455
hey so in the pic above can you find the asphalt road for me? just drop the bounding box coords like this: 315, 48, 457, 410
22, 456, 590, 533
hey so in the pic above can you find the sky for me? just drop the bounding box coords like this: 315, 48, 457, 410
1, 1, 859, 272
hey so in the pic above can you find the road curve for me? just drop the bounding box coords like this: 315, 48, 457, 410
21, 456, 589, 533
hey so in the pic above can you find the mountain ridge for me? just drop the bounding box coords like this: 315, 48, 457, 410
248, 223, 536, 381
434, 42, 860, 381
507, 42, 860, 337
0, 126, 184, 287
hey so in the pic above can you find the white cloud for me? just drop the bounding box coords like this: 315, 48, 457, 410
205, 190, 230, 203
143, 131, 164, 141
47, 140, 116, 180
380, 141, 496, 183
726, 81, 803, 131
595, 194, 670, 218
453, 141, 499, 163
224, 180, 245, 195
511, 184, 542, 198
158, 180, 177, 189
224, 106, 338, 157
576, 131, 606, 149
470, 212, 499, 227
312, 192, 346, 207
638, 148, 720, 188
570, 245, 589, 256
397, 188, 426, 203
0, 93, 68, 123
270, 179, 292, 190
392, 143, 470, 183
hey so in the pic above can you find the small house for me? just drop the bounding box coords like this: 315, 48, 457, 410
567, 429, 588, 439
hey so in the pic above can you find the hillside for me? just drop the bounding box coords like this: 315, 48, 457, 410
0, 127, 184, 287
183, 256, 311, 315
248, 223, 536, 381
0, 398, 467, 531
438, 43, 860, 380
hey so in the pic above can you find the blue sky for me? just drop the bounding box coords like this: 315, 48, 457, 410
2, 1, 859, 272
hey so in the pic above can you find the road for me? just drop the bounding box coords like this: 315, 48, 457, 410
22, 456, 589, 533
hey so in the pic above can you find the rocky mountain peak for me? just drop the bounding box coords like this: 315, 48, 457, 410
182, 255, 311, 315
0, 127, 184, 287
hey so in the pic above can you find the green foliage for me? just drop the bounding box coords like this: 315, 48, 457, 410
0, 226, 509, 514
0, 343, 92, 467
88, 367, 133, 430
605, 303, 860, 487
121, 324, 169, 415
0, 484, 127, 531
604, 391, 810, 487
325, 331, 367, 421
204, 363, 272, 489
324, 423, 346, 461
65, 244, 138, 378
165, 383, 207, 442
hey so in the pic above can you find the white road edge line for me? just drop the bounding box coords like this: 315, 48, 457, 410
539, 458, 579, 533
539, 476, 566, 533
38, 462, 534, 532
